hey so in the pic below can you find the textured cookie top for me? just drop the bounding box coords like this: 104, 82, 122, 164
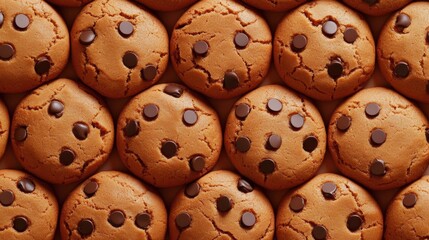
0, 0, 69, 93
169, 170, 275, 239
136, 0, 198, 11
0, 169, 58, 240
343, 0, 411, 16
45, 0, 93, 7
0, 99, 9, 159
116, 83, 222, 188
71, 0, 169, 98
378, 2, 429, 103
60, 171, 167, 240
224, 85, 326, 190
11, 79, 114, 184
328, 87, 429, 190
274, 0, 375, 101
170, 0, 272, 99
241, 0, 306, 12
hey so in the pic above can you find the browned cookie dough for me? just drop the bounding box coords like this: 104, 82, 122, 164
60, 171, 167, 240
328, 87, 429, 190
224, 85, 326, 190
274, 0, 375, 101
0, 169, 58, 240
136, 0, 198, 11
241, 0, 306, 12
385, 175, 429, 240
71, 0, 169, 98
117, 83, 222, 188
45, 0, 92, 7
170, 0, 272, 99
0, 99, 9, 159
276, 173, 383, 240
0, 0, 69, 93
11, 79, 114, 184
377, 2, 429, 103
342, 0, 411, 16
169, 170, 275, 240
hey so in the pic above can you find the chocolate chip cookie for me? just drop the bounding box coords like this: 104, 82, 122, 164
0, 0, 69, 93
274, 0, 375, 101
170, 0, 272, 99
378, 2, 429, 103
241, 0, 306, 12
60, 171, 167, 240
136, 0, 198, 11
71, 0, 169, 98
276, 173, 383, 240
11, 79, 114, 184
328, 87, 429, 190
343, 0, 411, 16
0, 169, 58, 240
0, 99, 9, 159
224, 85, 326, 190
45, 0, 92, 7
169, 170, 275, 239
116, 83, 222, 188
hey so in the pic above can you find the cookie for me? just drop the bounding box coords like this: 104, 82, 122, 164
0, 99, 9, 159
0, 169, 58, 240
224, 85, 326, 190
136, 0, 198, 11
377, 2, 429, 103
11, 79, 114, 184
342, 0, 411, 16
328, 87, 429, 190
0, 0, 69, 93
276, 173, 383, 240
71, 0, 169, 98
241, 0, 306, 12
385, 175, 429, 240
117, 83, 222, 188
45, 0, 92, 7
170, 0, 272, 99
169, 170, 275, 239
60, 171, 167, 240
274, 0, 375, 101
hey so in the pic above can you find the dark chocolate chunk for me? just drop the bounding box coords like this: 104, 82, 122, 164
336, 115, 351, 131
289, 195, 305, 212
185, 182, 200, 198
17, 178, 35, 193
344, 28, 358, 43
35, 57, 51, 75
395, 13, 411, 32
161, 140, 178, 158
394, 61, 409, 78
123, 52, 138, 69
14, 126, 27, 142
48, 100, 64, 118
83, 180, 98, 197
190, 156, 205, 172
370, 129, 386, 146
135, 212, 151, 229
292, 34, 307, 52
0, 43, 15, 60
13, 216, 29, 232
163, 84, 184, 98
321, 182, 337, 199
347, 214, 363, 232
73, 123, 90, 140
403, 193, 417, 208
237, 179, 253, 193
216, 196, 232, 212
235, 103, 251, 120
236, 136, 251, 153
303, 136, 318, 152
59, 148, 76, 166
370, 159, 386, 176
141, 65, 157, 81
175, 212, 192, 230
223, 71, 239, 90
123, 120, 139, 137
108, 210, 125, 227
0, 190, 14, 206
328, 58, 343, 79
312, 225, 327, 240
78, 219, 94, 236
259, 159, 276, 174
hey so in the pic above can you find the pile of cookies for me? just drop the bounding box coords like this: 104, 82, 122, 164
0, 0, 428, 239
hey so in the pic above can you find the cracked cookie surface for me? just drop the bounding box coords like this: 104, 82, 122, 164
0, 99, 9, 160
136, 0, 198, 11
169, 170, 275, 240
241, 0, 306, 12
328, 87, 429, 190
46, 0, 93, 7
343, 0, 411, 16
274, 0, 375, 101
116, 83, 222, 188
377, 2, 429, 103
0, 0, 69, 93
11, 78, 114, 184
71, 0, 169, 98
60, 171, 167, 240
276, 173, 383, 240
0, 169, 58, 240
170, 0, 272, 99
224, 85, 326, 190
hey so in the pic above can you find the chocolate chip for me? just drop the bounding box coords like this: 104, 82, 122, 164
363, 0, 377, 5
143, 104, 159, 120
0, 190, 14, 206
80, 29, 96, 45
321, 182, 337, 199
223, 71, 239, 90
17, 178, 35, 193
347, 214, 363, 232
141, 64, 157, 81
108, 210, 125, 227
193, 40, 209, 56
135, 213, 151, 229
336, 115, 351, 131
395, 13, 411, 32
267, 98, 282, 113
48, 100, 64, 118
370, 129, 386, 146
426, 128, 429, 143
14, 126, 27, 142
118, 21, 134, 37
161, 140, 178, 158
290, 113, 305, 129
0, 12, 3, 27
365, 103, 380, 118
13, 216, 29, 232
216, 196, 232, 212
183, 110, 198, 126
312, 225, 327, 240
303, 136, 318, 152
289, 195, 305, 212
73, 123, 89, 140
14, 14, 30, 30
123, 52, 138, 69
292, 34, 307, 52
185, 182, 200, 198
175, 212, 191, 230
267, 134, 282, 150
78, 219, 94, 236
344, 28, 358, 43
394, 61, 409, 78
403, 193, 417, 208
35, 57, 51, 75
322, 20, 338, 37
83, 180, 98, 197
234, 32, 249, 48
235, 136, 251, 153
259, 159, 276, 174
370, 159, 386, 176
240, 212, 256, 228
123, 120, 139, 137
59, 148, 76, 166
0, 43, 15, 60
190, 156, 205, 172
235, 103, 251, 120
328, 58, 343, 79
237, 179, 253, 193
164, 84, 184, 98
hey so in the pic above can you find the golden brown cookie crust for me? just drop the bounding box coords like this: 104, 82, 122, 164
11, 79, 114, 184
0, 99, 9, 159
136, 0, 198, 11
241, 0, 306, 12
224, 85, 326, 190
60, 171, 167, 240
343, 0, 411, 16
46, 0, 93, 7
170, 0, 272, 99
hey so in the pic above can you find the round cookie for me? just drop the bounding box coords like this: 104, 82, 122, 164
169, 170, 275, 239
328, 87, 429, 190
342, 0, 411, 16
0, 99, 9, 159
241, 0, 306, 12
135, 0, 198, 11
11, 79, 114, 184
170, 0, 272, 99
276, 173, 383, 240
0, 169, 58, 240
377, 2, 429, 103
224, 85, 326, 190
385, 175, 429, 240
0, 0, 69, 93
60, 171, 167, 240
116, 83, 222, 188
274, 0, 375, 101
45, 0, 92, 7
71, 0, 169, 98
